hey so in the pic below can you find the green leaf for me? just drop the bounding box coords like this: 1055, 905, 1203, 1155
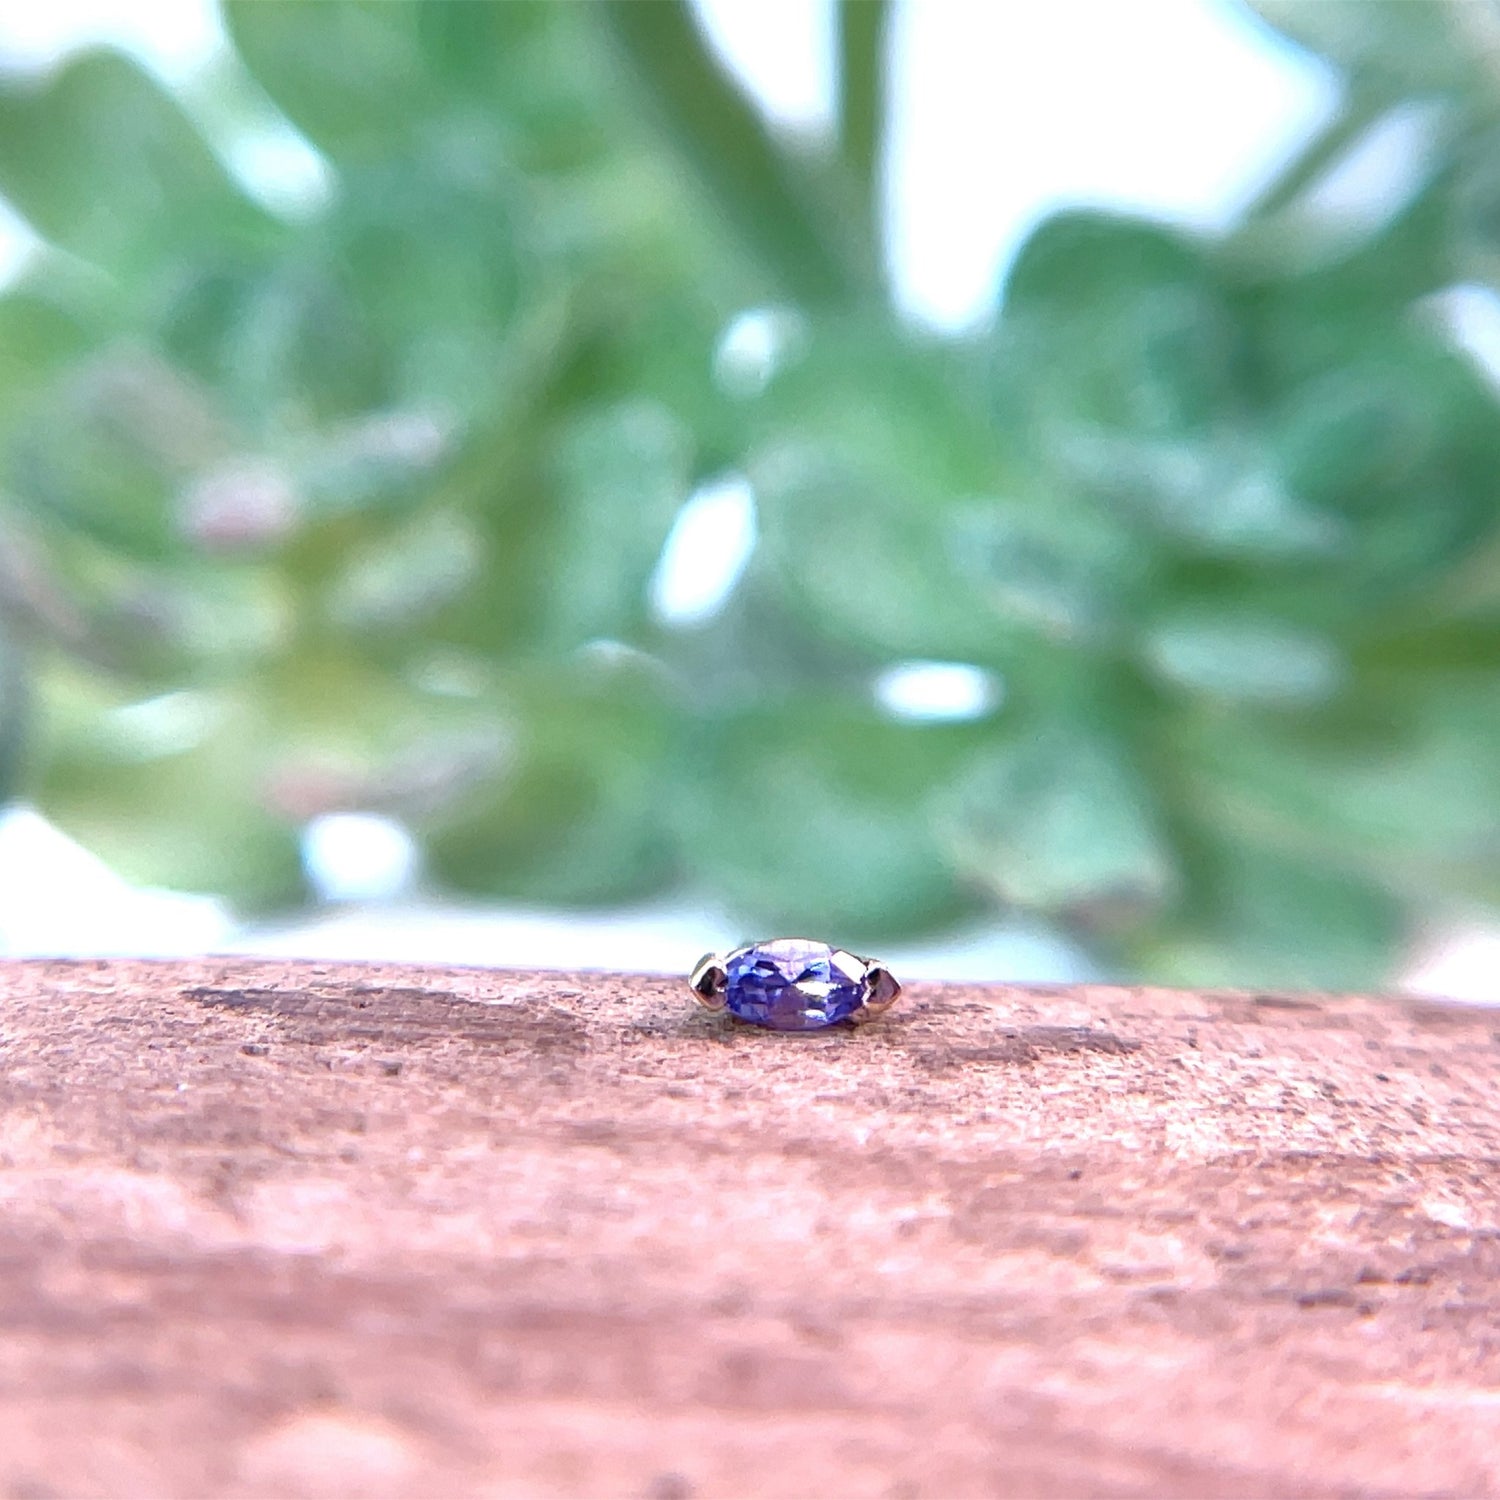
1453, 125, 1500, 265
161, 256, 388, 429
223, 0, 449, 161
225, 0, 600, 167
11, 350, 227, 560
292, 410, 451, 523
0, 51, 276, 276
1062, 433, 1344, 561
752, 441, 1004, 660
948, 496, 1153, 647
995, 212, 1234, 441
419, 659, 677, 905
162, 144, 534, 423
0, 278, 101, 401
0, 617, 28, 804
34, 671, 304, 909
1143, 611, 1343, 705
542, 399, 692, 649
412, 0, 550, 97
1263, 327, 1500, 600
681, 701, 977, 941
1225, 169, 1452, 393
0, 271, 113, 458
1173, 690, 1500, 903
1243, 1, 1479, 99
325, 509, 480, 637
320, 156, 529, 408
747, 318, 1154, 655
1133, 840, 1401, 991
753, 318, 1005, 491
936, 727, 1175, 925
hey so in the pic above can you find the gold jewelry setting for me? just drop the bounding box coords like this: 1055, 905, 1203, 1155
690, 938, 901, 1032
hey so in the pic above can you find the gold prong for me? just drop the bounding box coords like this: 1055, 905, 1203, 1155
853, 959, 901, 1023
689, 952, 728, 1010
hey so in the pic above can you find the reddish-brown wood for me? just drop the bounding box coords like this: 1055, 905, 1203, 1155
0, 958, 1496, 1498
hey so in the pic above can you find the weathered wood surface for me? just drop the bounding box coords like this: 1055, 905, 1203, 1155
0, 959, 1497, 1499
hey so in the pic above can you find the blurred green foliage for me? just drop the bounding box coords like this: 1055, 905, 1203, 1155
1, 0, 1499, 985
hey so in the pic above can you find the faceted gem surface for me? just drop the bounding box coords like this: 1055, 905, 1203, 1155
723, 940, 867, 1031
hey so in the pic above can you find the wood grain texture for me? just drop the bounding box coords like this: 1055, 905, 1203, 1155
0, 958, 1497, 1499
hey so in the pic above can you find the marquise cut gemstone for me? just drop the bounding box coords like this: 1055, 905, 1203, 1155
723, 939, 867, 1031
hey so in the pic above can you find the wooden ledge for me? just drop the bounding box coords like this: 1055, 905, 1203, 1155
0, 958, 1497, 1497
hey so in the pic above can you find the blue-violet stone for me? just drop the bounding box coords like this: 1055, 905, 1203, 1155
723, 939, 867, 1031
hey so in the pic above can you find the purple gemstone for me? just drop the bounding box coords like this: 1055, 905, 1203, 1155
723, 939, 867, 1031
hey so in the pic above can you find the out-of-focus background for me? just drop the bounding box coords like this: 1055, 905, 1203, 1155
1, 0, 1498, 997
